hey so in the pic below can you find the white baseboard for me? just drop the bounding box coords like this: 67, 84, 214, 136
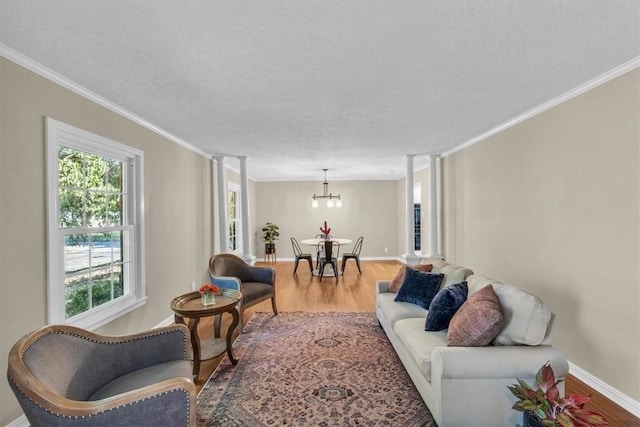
6, 414, 28, 427
154, 315, 176, 328
569, 361, 640, 418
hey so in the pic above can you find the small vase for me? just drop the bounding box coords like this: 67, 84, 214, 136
201, 291, 216, 306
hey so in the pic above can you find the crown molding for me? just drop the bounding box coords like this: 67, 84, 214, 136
443, 56, 640, 158
0, 44, 211, 159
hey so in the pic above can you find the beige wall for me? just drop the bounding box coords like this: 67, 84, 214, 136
253, 180, 400, 259
0, 57, 216, 423
441, 69, 640, 400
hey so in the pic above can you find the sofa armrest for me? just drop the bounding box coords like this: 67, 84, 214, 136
210, 274, 242, 291
376, 280, 391, 294
431, 345, 568, 380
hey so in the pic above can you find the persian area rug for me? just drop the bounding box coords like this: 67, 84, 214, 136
197, 311, 435, 426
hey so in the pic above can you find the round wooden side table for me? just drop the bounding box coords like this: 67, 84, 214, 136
170, 288, 242, 378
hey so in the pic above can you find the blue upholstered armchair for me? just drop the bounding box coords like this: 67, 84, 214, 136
7, 324, 196, 426
209, 253, 278, 332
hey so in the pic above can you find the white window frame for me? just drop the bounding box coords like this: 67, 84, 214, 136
45, 118, 146, 330
227, 182, 242, 254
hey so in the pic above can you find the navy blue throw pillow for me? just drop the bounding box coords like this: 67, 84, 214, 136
394, 268, 444, 310
425, 281, 468, 331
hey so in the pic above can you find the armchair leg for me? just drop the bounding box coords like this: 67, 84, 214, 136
271, 297, 278, 315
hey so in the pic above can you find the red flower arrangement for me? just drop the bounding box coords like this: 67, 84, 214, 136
199, 284, 220, 295
319, 220, 331, 236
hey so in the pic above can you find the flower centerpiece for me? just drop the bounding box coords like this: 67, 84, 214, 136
508, 362, 608, 427
199, 283, 220, 306
319, 221, 331, 239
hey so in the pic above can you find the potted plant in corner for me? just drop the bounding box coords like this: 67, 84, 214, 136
261, 222, 280, 255
508, 362, 609, 427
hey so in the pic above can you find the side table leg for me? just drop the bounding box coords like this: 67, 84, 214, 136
188, 317, 201, 377
226, 308, 239, 365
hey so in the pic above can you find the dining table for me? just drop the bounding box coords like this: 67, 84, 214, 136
300, 238, 352, 277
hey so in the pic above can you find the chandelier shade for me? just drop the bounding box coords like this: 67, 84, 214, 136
312, 169, 342, 208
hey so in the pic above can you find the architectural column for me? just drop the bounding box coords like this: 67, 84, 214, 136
426, 154, 443, 259
214, 156, 228, 254
238, 156, 255, 265
402, 154, 421, 265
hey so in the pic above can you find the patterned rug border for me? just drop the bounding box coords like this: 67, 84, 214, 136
196, 311, 435, 426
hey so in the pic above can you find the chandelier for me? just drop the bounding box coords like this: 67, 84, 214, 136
312, 169, 342, 208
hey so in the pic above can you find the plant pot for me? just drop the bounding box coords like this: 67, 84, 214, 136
265, 243, 276, 254
523, 412, 544, 427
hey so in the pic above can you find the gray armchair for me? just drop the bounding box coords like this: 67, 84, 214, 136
7, 324, 196, 426
209, 253, 278, 332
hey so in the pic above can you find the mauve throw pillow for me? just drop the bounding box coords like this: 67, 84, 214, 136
394, 268, 444, 310
447, 285, 503, 346
425, 281, 468, 331
389, 263, 433, 292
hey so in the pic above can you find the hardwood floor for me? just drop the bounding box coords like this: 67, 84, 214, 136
193, 260, 639, 426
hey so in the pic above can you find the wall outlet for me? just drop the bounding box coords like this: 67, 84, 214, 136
384, 247, 388, 253
191, 281, 196, 291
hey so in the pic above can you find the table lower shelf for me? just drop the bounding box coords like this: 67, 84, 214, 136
196, 336, 230, 361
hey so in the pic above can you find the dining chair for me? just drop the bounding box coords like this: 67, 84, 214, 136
313, 234, 331, 267
341, 236, 364, 274
291, 237, 313, 275
318, 240, 340, 282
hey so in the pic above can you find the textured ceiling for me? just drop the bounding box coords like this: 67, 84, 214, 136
1, 1, 639, 181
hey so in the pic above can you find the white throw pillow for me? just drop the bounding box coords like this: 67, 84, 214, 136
467, 275, 551, 346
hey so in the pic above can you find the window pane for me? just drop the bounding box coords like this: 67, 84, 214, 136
86, 190, 107, 227
65, 283, 89, 319
85, 153, 108, 190
59, 189, 85, 228
91, 271, 113, 308
107, 194, 123, 225
106, 159, 122, 189
58, 146, 84, 189
65, 235, 91, 273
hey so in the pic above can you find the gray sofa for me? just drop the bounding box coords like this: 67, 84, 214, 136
376, 261, 568, 427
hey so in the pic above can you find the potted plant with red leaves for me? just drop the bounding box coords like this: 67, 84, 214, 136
508, 362, 608, 427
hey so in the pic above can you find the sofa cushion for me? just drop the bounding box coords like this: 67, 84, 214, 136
467, 275, 552, 346
377, 292, 428, 325
389, 263, 433, 292
447, 285, 503, 346
425, 281, 468, 331
88, 360, 192, 401
430, 261, 474, 288
394, 317, 448, 382
395, 269, 444, 309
